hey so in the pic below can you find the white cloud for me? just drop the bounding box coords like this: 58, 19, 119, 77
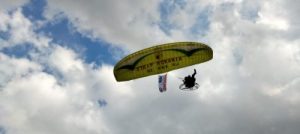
42, 0, 229, 51
0, 9, 50, 50
0, 70, 110, 134
0, 8, 110, 134
44, 0, 169, 52
0, 46, 113, 134
48, 46, 85, 78
256, 1, 290, 30
0, 12, 10, 31
0, 53, 42, 88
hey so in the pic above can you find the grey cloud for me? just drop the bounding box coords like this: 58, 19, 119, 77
0, 0, 29, 12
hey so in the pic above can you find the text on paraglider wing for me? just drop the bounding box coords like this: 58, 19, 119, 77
134, 56, 183, 72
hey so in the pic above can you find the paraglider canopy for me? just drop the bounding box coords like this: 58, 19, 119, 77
114, 42, 213, 82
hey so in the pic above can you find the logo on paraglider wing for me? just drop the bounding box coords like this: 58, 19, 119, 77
156, 55, 160, 60
116, 54, 150, 70
155, 51, 163, 60
172, 48, 206, 56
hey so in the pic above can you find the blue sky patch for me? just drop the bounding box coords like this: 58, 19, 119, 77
0, 31, 10, 41
18, 0, 123, 66
219, 2, 235, 11
233, 48, 243, 65
97, 99, 108, 108
239, 6, 259, 22
1, 43, 35, 59
39, 17, 120, 65
22, 0, 47, 21
0, 126, 6, 134
158, 0, 187, 35
190, 7, 212, 36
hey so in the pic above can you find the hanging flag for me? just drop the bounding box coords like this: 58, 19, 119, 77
158, 74, 167, 92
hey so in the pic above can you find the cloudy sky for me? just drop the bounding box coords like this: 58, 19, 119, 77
0, 0, 300, 134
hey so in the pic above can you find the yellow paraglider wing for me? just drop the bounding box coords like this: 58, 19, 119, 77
114, 42, 213, 81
